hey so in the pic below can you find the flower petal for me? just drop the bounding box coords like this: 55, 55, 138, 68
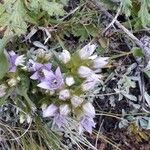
37, 82, 50, 90
30, 72, 39, 80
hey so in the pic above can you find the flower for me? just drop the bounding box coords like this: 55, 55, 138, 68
77, 66, 93, 78
65, 76, 75, 86
38, 67, 64, 90
79, 44, 97, 60
82, 102, 95, 118
0, 84, 7, 98
59, 104, 70, 116
71, 95, 83, 108
26, 59, 36, 72
79, 115, 95, 134
81, 73, 102, 91
43, 104, 58, 117
59, 89, 70, 100
53, 114, 66, 128
15, 55, 26, 66
53, 105, 70, 128
5, 51, 18, 72
30, 63, 52, 81
92, 57, 109, 69
59, 50, 71, 64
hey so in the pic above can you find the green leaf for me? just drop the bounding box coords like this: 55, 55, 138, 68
72, 23, 88, 41
132, 47, 144, 57
138, 0, 150, 27
0, 3, 5, 16
122, 0, 132, 16
10, 0, 27, 35
0, 52, 8, 79
42, 1, 64, 16
145, 70, 150, 78
29, 0, 64, 16
0, 13, 9, 26
0, 37, 12, 79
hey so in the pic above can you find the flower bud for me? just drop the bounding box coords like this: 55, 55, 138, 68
0, 84, 7, 98
59, 89, 70, 100
59, 104, 70, 116
92, 57, 109, 69
59, 50, 71, 64
79, 44, 96, 60
77, 66, 93, 78
82, 102, 95, 117
65, 76, 75, 86
71, 95, 83, 108
43, 104, 58, 117
8, 78, 18, 87
81, 79, 96, 91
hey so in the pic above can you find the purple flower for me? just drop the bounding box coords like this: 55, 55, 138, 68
37, 67, 64, 90
79, 115, 95, 134
43, 104, 58, 117
53, 104, 70, 128
53, 114, 66, 128
30, 62, 51, 81
43, 104, 70, 128
5, 51, 18, 72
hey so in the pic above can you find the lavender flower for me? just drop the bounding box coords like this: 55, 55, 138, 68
59, 89, 70, 100
5, 51, 18, 72
53, 114, 66, 128
79, 115, 95, 134
79, 44, 97, 60
81, 73, 102, 91
77, 66, 93, 78
92, 57, 109, 69
82, 102, 95, 118
59, 50, 71, 64
38, 67, 64, 90
53, 104, 70, 128
43, 104, 58, 117
30, 63, 51, 81
71, 95, 83, 108
26, 59, 36, 72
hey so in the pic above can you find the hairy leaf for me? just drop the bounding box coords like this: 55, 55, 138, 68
138, 0, 150, 27
122, 0, 132, 16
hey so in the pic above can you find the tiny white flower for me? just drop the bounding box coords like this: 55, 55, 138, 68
59, 50, 71, 64
71, 95, 83, 108
92, 57, 109, 69
0, 84, 7, 98
65, 76, 75, 86
82, 102, 95, 117
77, 66, 93, 78
43, 104, 58, 117
59, 89, 70, 100
15, 55, 26, 66
59, 104, 70, 116
8, 78, 18, 87
79, 44, 97, 60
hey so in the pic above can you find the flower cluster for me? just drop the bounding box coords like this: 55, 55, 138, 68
3, 43, 109, 134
